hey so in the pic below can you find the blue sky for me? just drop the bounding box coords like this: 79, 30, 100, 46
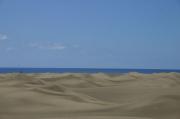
0, 0, 180, 69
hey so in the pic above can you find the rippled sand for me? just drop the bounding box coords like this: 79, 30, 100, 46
0, 72, 180, 119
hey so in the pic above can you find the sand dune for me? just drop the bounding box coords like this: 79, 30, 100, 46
0, 72, 180, 119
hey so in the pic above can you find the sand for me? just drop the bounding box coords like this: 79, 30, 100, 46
0, 72, 180, 119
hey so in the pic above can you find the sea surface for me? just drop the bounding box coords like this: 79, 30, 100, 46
0, 68, 180, 73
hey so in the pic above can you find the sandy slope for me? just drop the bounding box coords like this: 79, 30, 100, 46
0, 72, 180, 119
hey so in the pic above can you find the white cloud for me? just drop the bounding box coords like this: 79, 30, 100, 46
30, 43, 66, 51
47, 45, 66, 50
0, 33, 8, 41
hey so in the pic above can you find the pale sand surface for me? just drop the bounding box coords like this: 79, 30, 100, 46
0, 72, 180, 119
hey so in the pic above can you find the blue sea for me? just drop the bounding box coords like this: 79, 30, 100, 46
0, 68, 180, 74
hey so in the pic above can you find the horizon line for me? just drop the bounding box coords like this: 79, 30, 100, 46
0, 67, 180, 70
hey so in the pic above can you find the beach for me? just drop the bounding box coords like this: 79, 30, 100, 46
0, 72, 180, 119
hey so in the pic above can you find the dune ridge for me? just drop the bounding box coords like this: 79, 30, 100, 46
0, 72, 180, 119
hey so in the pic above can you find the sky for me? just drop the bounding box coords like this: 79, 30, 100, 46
0, 0, 180, 69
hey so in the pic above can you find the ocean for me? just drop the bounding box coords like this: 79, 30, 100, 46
0, 68, 180, 73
